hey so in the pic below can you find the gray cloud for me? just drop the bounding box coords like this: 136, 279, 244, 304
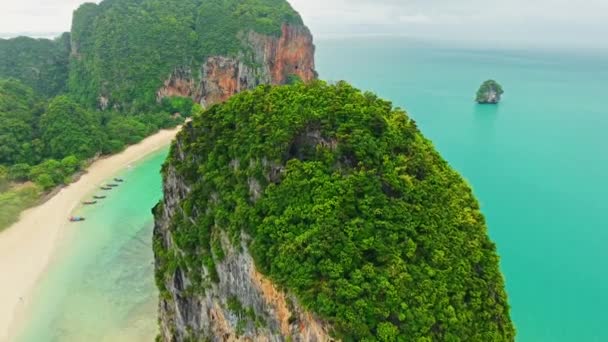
289, 0, 608, 48
1, 0, 606, 49
0, 0, 100, 35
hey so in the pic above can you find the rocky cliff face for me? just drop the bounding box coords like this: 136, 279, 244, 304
153, 125, 333, 341
156, 24, 316, 108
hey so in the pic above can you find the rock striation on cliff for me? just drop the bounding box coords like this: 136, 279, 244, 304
69, 0, 316, 111
154, 146, 333, 341
157, 24, 316, 107
153, 81, 515, 341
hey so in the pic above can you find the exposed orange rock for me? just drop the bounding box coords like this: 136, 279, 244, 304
156, 23, 316, 107
156, 67, 196, 100
270, 24, 316, 84
250, 267, 333, 341
200, 57, 242, 105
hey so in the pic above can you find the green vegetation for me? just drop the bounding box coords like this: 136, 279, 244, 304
0, 34, 70, 97
161, 97, 197, 117
476, 80, 504, 104
0, 78, 181, 165
0, 78, 182, 229
40, 96, 102, 159
227, 296, 267, 335
0, 79, 43, 165
0, 0, 302, 239
69, 0, 303, 110
156, 81, 515, 340
0, 183, 41, 230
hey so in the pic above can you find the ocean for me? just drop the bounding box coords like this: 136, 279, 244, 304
17, 38, 608, 341
16, 149, 168, 342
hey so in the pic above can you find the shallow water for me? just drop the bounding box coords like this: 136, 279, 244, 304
16, 149, 168, 342
316, 38, 608, 341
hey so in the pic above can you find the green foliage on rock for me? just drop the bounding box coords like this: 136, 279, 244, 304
161, 97, 196, 117
157, 81, 515, 340
40, 96, 102, 159
0, 78, 180, 191
69, 0, 303, 110
476, 80, 504, 104
0, 34, 70, 97
0, 79, 44, 165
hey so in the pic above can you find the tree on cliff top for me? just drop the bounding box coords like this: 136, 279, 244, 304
156, 81, 515, 341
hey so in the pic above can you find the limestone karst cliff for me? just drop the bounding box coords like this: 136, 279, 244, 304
156, 24, 316, 107
69, 0, 316, 111
154, 134, 333, 340
153, 81, 515, 341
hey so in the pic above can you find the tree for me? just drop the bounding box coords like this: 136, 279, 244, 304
39, 96, 102, 159
8, 163, 31, 182
60, 155, 81, 175
286, 74, 303, 85
29, 159, 64, 185
0, 166, 9, 192
161, 97, 195, 116
0, 79, 42, 165
105, 116, 150, 145
34, 174, 55, 190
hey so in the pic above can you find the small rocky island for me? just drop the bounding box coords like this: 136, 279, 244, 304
476, 80, 504, 104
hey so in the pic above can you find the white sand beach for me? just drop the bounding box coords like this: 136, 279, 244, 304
0, 126, 181, 341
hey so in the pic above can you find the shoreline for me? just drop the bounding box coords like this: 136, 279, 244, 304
0, 126, 181, 342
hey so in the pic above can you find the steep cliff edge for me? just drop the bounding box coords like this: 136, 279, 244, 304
69, 0, 316, 111
153, 81, 515, 341
154, 146, 333, 341
157, 24, 316, 107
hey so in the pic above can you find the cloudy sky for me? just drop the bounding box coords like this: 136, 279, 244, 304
1, 0, 607, 48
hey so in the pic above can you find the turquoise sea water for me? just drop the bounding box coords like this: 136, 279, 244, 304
17, 149, 168, 342
315, 38, 608, 341
16, 39, 608, 341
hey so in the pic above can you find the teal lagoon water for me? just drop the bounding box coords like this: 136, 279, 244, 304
16, 39, 608, 342
316, 38, 608, 341
16, 149, 168, 342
